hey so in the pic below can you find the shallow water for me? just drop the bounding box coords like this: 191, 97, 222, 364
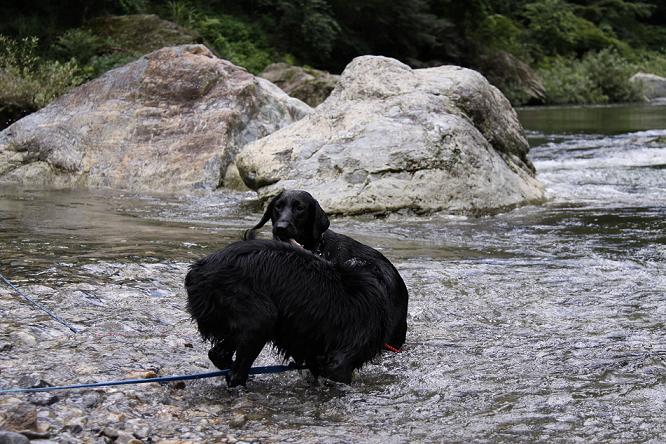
1, 103, 665, 442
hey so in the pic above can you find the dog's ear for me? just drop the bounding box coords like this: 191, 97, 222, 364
311, 199, 330, 243
243, 192, 283, 240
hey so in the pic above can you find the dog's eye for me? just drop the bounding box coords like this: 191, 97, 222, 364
295, 205, 304, 212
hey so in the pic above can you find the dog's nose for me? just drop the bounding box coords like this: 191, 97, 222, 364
274, 222, 290, 238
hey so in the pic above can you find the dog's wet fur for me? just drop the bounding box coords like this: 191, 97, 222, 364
186, 190, 409, 387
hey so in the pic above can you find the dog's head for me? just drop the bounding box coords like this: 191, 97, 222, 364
243, 190, 330, 249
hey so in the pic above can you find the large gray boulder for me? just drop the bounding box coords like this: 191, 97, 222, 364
236, 56, 545, 215
0, 45, 310, 191
630, 72, 666, 101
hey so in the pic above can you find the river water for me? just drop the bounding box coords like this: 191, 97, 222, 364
0, 103, 665, 442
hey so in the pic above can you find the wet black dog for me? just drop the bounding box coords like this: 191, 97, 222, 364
243, 190, 408, 349
185, 239, 393, 387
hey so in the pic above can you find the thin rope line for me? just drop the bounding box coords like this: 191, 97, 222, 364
0, 271, 79, 333
0, 364, 306, 394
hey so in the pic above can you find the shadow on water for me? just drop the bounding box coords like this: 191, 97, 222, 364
0, 103, 665, 442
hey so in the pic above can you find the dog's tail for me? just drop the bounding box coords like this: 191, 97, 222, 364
242, 211, 271, 241
185, 260, 227, 343
243, 192, 283, 240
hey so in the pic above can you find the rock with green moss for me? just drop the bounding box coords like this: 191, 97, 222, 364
260, 63, 339, 107
86, 14, 200, 55
477, 51, 545, 106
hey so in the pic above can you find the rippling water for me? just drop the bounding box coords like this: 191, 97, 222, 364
1, 103, 665, 442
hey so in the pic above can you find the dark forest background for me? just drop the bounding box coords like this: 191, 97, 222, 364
2, 0, 665, 124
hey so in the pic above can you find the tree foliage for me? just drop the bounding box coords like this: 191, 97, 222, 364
0, 0, 664, 114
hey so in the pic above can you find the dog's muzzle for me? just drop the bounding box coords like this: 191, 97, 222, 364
273, 224, 304, 248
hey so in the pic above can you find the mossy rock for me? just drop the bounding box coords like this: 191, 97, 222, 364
86, 14, 200, 55
477, 51, 546, 106
259, 63, 339, 107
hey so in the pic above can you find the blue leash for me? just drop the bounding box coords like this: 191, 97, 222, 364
0, 364, 306, 395
0, 270, 79, 334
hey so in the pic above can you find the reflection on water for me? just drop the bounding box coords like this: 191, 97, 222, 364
518, 102, 666, 136
0, 189, 257, 283
0, 104, 665, 442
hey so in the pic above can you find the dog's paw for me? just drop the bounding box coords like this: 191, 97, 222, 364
226, 371, 248, 388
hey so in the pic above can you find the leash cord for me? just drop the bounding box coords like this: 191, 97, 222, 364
0, 271, 79, 334
0, 363, 307, 395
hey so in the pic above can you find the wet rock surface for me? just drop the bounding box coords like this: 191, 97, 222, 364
0, 260, 296, 443
0, 45, 310, 192
0, 431, 30, 444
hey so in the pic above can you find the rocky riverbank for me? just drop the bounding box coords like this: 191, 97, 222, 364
0, 261, 330, 443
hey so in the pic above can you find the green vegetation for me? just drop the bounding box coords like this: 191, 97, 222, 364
164, 4, 276, 74
537, 49, 643, 104
0, 36, 82, 121
1, 0, 665, 124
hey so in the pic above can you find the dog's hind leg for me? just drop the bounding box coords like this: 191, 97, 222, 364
319, 352, 354, 384
305, 358, 321, 384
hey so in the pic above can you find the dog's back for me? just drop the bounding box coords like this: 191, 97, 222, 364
315, 230, 409, 347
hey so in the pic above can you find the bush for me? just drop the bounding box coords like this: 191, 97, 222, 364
477, 14, 527, 58
538, 49, 643, 104
50, 27, 144, 80
51, 29, 109, 64
118, 0, 148, 14
522, 0, 622, 58
81, 53, 139, 79
297, 0, 341, 61
0, 36, 82, 114
165, 5, 278, 74
583, 49, 642, 102
523, 0, 580, 56
633, 50, 666, 77
165, 0, 202, 28
538, 57, 605, 104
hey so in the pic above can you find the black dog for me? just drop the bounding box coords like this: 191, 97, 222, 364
186, 239, 394, 386
243, 190, 408, 349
